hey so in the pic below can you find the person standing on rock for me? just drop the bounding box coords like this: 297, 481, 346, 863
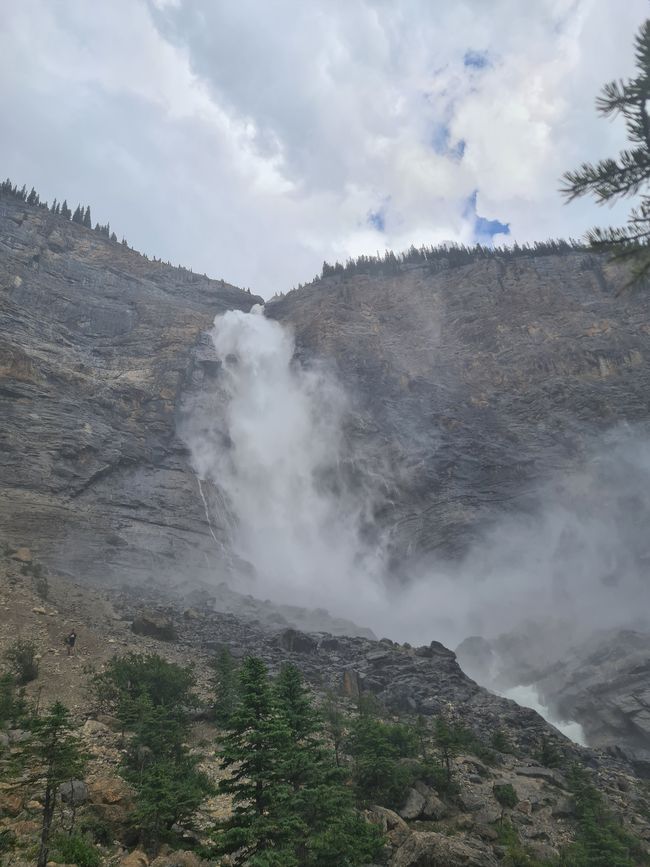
65, 630, 77, 656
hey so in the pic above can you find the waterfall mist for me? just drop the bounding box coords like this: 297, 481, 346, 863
182, 307, 650, 655
183, 305, 391, 622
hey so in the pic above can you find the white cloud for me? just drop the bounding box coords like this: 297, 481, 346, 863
0, 0, 647, 295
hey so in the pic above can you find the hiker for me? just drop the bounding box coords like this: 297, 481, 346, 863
65, 630, 77, 656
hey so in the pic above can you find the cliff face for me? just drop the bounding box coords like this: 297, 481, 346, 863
0, 197, 261, 585
267, 254, 650, 565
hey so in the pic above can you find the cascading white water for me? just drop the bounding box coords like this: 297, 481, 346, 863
186, 305, 388, 617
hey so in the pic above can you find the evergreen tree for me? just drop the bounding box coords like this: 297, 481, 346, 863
273, 665, 382, 867
347, 710, 416, 807
19, 702, 87, 867
216, 657, 297, 864
83, 206, 92, 228
60, 200, 71, 220
216, 659, 383, 867
561, 19, 650, 286
323, 692, 345, 767
94, 654, 209, 853
210, 647, 240, 726
72, 205, 83, 224
559, 765, 644, 866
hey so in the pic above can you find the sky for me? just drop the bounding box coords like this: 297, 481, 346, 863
1, 0, 648, 297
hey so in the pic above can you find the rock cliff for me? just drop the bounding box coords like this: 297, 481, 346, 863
0, 197, 261, 585
268, 253, 650, 565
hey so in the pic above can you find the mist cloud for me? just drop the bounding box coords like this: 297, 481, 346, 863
183, 310, 650, 652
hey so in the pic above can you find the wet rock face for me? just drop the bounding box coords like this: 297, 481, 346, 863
533, 629, 650, 776
268, 254, 650, 565
0, 198, 261, 584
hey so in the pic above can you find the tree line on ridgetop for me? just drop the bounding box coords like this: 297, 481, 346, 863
0, 177, 124, 245
0, 177, 234, 280
319, 238, 587, 281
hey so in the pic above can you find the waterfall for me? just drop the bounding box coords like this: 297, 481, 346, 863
183, 305, 388, 618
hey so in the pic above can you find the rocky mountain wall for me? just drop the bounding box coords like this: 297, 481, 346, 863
268, 254, 650, 565
0, 197, 261, 585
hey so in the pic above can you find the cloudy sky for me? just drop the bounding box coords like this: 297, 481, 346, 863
1, 0, 647, 296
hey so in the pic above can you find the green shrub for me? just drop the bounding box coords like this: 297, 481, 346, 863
534, 736, 564, 769
492, 729, 514, 754
50, 832, 102, 866
79, 814, 114, 846
0, 828, 16, 854
94, 652, 196, 718
559, 764, 650, 867
420, 757, 460, 799
0, 672, 26, 727
494, 782, 519, 809
347, 714, 418, 806
495, 820, 550, 867
4, 639, 39, 685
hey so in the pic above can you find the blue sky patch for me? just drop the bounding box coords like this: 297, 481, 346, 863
463, 50, 490, 69
463, 190, 510, 242
431, 124, 465, 161
367, 207, 386, 232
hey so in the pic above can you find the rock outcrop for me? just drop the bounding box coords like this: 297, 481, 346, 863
458, 624, 650, 775
0, 197, 261, 584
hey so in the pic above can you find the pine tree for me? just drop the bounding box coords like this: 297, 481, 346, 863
273, 665, 383, 867
347, 710, 416, 807
72, 205, 82, 224
216, 659, 383, 867
93, 654, 209, 853
60, 200, 71, 220
210, 647, 240, 726
83, 206, 91, 228
561, 19, 650, 286
18, 702, 87, 867
216, 657, 297, 864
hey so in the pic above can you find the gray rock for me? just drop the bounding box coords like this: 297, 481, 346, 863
59, 779, 89, 806
399, 787, 426, 820
515, 766, 567, 788
0, 198, 260, 587
131, 610, 177, 641
268, 252, 649, 566
392, 830, 498, 866
275, 628, 317, 654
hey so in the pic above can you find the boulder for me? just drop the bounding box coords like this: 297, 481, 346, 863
0, 787, 24, 816
131, 610, 177, 642
59, 780, 89, 806
400, 787, 426, 819
365, 805, 410, 846
276, 628, 317, 654
342, 668, 362, 697
82, 719, 111, 738
11, 547, 32, 563
120, 852, 149, 867
392, 830, 498, 866
515, 766, 567, 788
150, 852, 207, 867
88, 776, 133, 806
